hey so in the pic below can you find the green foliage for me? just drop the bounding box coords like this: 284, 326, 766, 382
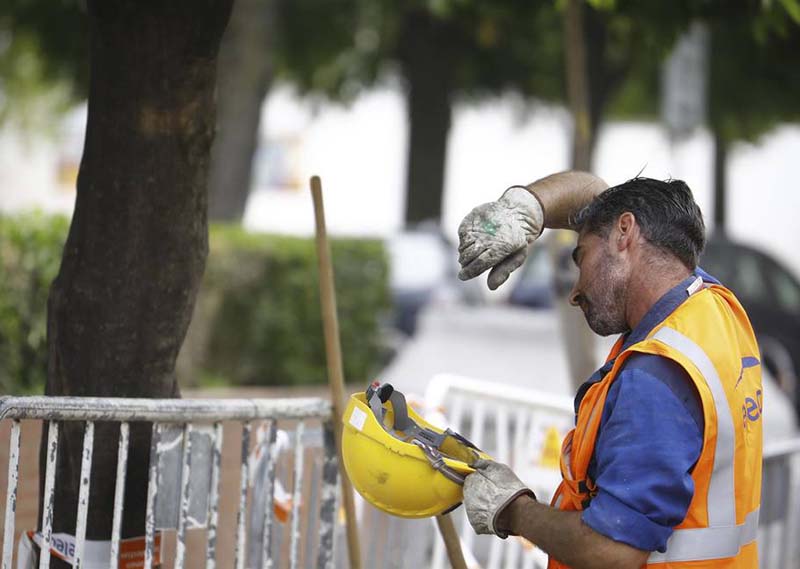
180, 225, 391, 387
707, 2, 800, 143
582, 2, 699, 123
0, 215, 390, 393
0, 213, 68, 394
275, 0, 565, 104
778, 0, 800, 24
4, 0, 796, 146
0, 0, 88, 127
600, 1, 800, 142
587, 0, 616, 10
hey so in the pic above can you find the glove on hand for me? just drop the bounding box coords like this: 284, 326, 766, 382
463, 459, 536, 538
457, 187, 544, 290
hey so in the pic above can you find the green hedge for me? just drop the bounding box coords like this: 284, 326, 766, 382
179, 225, 390, 387
0, 213, 69, 394
0, 214, 390, 393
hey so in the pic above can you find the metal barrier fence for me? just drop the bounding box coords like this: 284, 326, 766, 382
418, 373, 800, 569
760, 438, 800, 569
0, 396, 339, 569
424, 373, 574, 569
2, 387, 798, 569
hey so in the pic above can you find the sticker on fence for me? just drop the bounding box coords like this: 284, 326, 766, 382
18, 531, 162, 569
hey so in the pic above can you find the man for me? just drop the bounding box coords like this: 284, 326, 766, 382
457, 172, 762, 568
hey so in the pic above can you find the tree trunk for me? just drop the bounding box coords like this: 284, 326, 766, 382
565, 0, 592, 172
713, 128, 727, 234
583, 5, 610, 157
399, 11, 455, 227
208, 0, 275, 222
40, 0, 232, 563
557, 0, 598, 390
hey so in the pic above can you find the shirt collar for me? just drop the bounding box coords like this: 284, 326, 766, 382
620, 273, 702, 351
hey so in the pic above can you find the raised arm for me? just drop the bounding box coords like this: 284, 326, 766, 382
457, 170, 608, 289
523, 170, 608, 230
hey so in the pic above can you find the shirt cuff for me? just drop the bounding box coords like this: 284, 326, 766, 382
581, 490, 674, 553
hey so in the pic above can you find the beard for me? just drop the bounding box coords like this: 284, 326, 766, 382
581, 249, 629, 336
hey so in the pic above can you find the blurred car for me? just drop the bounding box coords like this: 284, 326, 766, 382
508, 233, 800, 413
700, 233, 800, 405
386, 229, 452, 336
508, 238, 556, 309
386, 226, 483, 336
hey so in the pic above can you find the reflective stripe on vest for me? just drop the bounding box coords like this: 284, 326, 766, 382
648, 326, 751, 563
648, 508, 759, 563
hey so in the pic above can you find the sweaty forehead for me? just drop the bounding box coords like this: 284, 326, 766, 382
573, 231, 603, 262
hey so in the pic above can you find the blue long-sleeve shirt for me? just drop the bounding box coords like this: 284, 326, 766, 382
575, 270, 720, 552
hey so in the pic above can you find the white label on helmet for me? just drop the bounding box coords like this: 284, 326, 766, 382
349, 407, 367, 431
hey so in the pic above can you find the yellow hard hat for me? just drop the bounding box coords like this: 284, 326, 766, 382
341, 381, 490, 518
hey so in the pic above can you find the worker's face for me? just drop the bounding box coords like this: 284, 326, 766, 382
569, 229, 630, 336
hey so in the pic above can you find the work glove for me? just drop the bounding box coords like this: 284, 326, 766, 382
463, 459, 536, 538
457, 186, 544, 290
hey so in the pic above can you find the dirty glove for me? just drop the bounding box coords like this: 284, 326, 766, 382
457, 187, 544, 290
463, 459, 536, 538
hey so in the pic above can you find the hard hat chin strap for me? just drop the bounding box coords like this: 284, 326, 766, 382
365, 382, 480, 486
412, 440, 468, 485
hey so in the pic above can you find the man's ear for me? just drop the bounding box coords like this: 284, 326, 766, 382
615, 212, 637, 251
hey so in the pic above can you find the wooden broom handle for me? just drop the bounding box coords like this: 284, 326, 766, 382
436, 514, 470, 569
311, 175, 362, 569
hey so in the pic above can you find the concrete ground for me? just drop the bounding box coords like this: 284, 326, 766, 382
381, 302, 610, 398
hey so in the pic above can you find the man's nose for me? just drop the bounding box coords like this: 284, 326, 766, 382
569, 284, 581, 307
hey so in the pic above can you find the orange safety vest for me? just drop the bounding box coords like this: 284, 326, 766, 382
549, 277, 762, 568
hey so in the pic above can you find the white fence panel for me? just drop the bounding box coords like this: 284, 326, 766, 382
0, 396, 338, 569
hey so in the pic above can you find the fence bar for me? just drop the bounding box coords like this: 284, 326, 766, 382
289, 422, 306, 569
175, 423, 193, 569
144, 423, 162, 569
39, 421, 59, 569
109, 422, 130, 569
205, 422, 223, 569
235, 421, 252, 569
304, 457, 321, 568
461, 400, 486, 553
74, 421, 95, 568
2, 420, 21, 569
260, 421, 278, 569
779, 453, 799, 569
316, 420, 338, 569
0, 397, 330, 423
365, 506, 378, 569
764, 438, 800, 458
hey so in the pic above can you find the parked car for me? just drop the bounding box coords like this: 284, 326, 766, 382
385, 226, 481, 336
386, 228, 454, 336
700, 233, 800, 406
507, 238, 556, 309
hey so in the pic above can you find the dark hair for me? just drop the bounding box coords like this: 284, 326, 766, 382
571, 177, 706, 269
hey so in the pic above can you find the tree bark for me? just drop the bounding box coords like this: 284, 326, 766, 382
40, 0, 232, 563
713, 128, 727, 234
565, 0, 592, 172
399, 11, 455, 227
583, 6, 610, 159
558, 0, 598, 390
208, 0, 275, 222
